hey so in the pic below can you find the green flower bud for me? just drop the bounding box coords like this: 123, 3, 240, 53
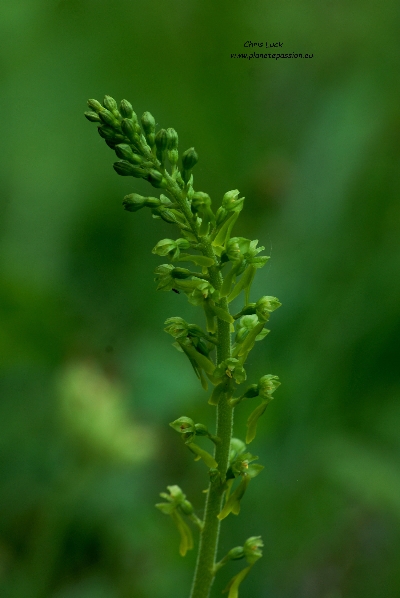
243, 536, 263, 564
114, 144, 142, 164
166, 128, 179, 150
97, 125, 116, 140
182, 147, 198, 171
171, 267, 192, 279
103, 95, 118, 114
113, 160, 145, 177
242, 384, 259, 399
141, 111, 156, 135
121, 118, 140, 144
167, 148, 179, 165
181, 147, 199, 183
84, 111, 101, 122
119, 99, 134, 119
146, 169, 166, 188
122, 193, 147, 212
141, 111, 156, 147
151, 207, 180, 224
145, 197, 163, 208
155, 128, 168, 152
228, 546, 245, 560
87, 98, 104, 113
99, 109, 118, 127
180, 499, 194, 515
194, 423, 209, 436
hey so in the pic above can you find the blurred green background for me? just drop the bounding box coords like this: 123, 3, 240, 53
1, 1, 400, 597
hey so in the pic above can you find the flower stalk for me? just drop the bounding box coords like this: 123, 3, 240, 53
85, 96, 282, 598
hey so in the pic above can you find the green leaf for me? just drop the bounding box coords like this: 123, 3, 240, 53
237, 321, 266, 356
227, 264, 256, 304
155, 501, 175, 515
247, 463, 264, 478
217, 474, 250, 520
212, 211, 240, 251
209, 381, 227, 406
187, 443, 218, 468
220, 263, 241, 298
171, 510, 194, 556
208, 302, 234, 323
246, 400, 271, 443
223, 566, 253, 598
183, 342, 216, 375
177, 253, 215, 267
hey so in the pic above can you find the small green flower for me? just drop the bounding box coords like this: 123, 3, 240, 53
214, 190, 244, 232
235, 315, 259, 343
152, 238, 191, 260
156, 485, 194, 557
258, 374, 281, 398
222, 189, 244, 213
243, 536, 263, 564
255, 295, 282, 321
169, 416, 195, 434
214, 358, 246, 384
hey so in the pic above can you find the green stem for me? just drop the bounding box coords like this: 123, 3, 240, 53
163, 172, 234, 598
189, 239, 233, 598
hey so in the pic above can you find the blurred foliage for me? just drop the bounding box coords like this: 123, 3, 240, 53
0, 1, 399, 597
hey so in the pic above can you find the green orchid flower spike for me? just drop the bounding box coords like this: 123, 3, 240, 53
85, 95, 283, 598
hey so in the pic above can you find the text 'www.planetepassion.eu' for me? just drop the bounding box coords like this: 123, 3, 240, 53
231, 40, 314, 60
